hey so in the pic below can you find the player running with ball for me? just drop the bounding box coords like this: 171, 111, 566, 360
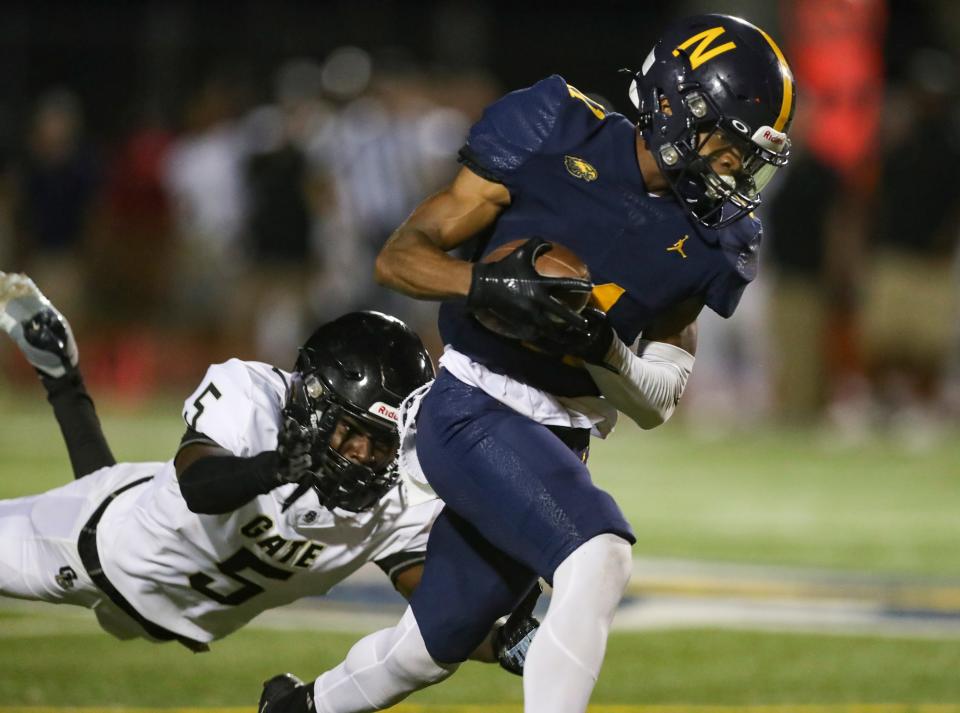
260, 13, 796, 713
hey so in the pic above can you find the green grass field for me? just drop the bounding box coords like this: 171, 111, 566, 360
3, 607, 960, 707
1, 388, 959, 708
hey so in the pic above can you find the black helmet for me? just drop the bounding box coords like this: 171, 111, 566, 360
283, 311, 434, 512
628, 14, 796, 228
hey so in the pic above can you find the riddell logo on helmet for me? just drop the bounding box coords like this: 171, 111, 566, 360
762, 129, 784, 145
369, 401, 399, 423
752, 125, 787, 153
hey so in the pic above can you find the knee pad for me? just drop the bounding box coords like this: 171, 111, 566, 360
555, 533, 633, 599
593, 533, 633, 591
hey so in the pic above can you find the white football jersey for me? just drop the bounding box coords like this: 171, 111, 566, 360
95, 359, 441, 643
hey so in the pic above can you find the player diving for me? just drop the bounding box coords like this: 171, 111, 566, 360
0, 272, 537, 670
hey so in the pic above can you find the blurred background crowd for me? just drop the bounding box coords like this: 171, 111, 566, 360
0, 0, 958, 445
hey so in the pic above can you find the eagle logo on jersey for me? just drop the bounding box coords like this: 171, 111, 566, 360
564, 156, 598, 182
667, 235, 689, 259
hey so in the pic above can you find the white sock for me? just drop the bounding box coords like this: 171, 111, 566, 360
522, 533, 633, 713
312, 607, 457, 713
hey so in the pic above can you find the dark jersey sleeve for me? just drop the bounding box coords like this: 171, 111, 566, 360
704, 272, 750, 318
704, 216, 763, 318
458, 74, 583, 187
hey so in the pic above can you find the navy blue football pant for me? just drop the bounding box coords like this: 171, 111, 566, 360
409, 369, 635, 663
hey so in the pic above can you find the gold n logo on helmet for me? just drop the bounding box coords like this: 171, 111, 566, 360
673, 27, 736, 70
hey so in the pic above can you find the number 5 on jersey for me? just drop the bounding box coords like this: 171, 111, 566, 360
185, 382, 222, 430
189, 548, 292, 606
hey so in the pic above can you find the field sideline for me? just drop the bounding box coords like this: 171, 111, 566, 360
3, 610, 959, 705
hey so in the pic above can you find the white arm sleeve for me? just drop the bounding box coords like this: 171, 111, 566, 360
584, 338, 695, 430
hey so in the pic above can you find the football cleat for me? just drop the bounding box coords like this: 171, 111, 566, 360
259, 673, 308, 713
0, 272, 79, 378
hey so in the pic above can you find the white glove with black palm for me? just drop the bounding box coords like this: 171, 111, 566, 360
0, 272, 78, 378
276, 414, 316, 484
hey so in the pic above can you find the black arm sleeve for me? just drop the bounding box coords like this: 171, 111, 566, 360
40, 369, 116, 479
177, 449, 281, 515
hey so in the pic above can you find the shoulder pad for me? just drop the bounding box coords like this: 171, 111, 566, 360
460, 75, 608, 183
181, 359, 280, 457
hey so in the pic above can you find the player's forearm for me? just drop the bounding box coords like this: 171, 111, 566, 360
42, 369, 116, 479
375, 168, 508, 300
178, 451, 280, 514
585, 339, 694, 429
375, 228, 473, 300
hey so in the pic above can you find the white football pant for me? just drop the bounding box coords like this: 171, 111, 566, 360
0, 462, 160, 639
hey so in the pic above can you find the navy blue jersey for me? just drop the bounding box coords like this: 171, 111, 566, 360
439, 75, 761, 397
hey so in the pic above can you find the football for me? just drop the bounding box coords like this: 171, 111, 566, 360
473, 239, 592, 338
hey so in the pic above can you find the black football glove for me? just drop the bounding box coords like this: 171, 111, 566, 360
493, 582, 542, 676
467, 237, 592, 341
276, 414, 316, 484
532, 307, 617, 369
276, 409, 324, 512
258, 673, 315, 713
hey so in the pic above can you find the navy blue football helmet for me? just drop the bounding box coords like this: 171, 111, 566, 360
629, 14, 796, 228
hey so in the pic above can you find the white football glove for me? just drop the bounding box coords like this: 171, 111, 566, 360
0, 272, 79, 378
